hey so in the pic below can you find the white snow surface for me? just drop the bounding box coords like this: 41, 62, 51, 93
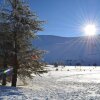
1, 65, 100, 100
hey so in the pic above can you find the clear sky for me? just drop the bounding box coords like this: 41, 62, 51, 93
29, 0, 100, 37
0, 0, 100, 37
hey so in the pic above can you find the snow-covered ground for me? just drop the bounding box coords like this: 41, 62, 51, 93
1, 65, 100, 100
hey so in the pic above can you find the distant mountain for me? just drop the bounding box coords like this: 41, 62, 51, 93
33, 35, 100, 66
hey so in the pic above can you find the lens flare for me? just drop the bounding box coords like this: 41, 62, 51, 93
84, 24, 97, 36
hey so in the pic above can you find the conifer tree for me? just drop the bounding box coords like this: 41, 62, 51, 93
0, 0, 44, 87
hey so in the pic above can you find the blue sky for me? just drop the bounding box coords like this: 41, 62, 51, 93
0, 0, 100, 37
29, 0, 100, 37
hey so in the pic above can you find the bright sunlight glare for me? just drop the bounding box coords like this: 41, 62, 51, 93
84, 24, 97, 36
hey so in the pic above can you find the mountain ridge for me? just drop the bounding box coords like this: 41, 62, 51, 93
33, 35, 100, 66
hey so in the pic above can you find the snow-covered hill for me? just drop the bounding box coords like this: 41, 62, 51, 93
33, 35, 100, 65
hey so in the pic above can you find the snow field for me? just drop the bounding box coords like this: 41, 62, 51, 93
1, 65, 100, 100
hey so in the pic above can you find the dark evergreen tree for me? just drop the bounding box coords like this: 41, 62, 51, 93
0, 0, 44, 87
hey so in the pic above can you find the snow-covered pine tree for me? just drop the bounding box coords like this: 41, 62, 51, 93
0, 0, 45, 87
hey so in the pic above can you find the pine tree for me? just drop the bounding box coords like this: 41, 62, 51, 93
0, 0, 44, 87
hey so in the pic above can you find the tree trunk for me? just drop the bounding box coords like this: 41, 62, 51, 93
2, 69, 7, 86
11, 0, 19, 87
2, 73, 6, 86
11, 53, 18, 87
11, 30, 18, 87
2, 51, 7, 86
11, 35, 18, 87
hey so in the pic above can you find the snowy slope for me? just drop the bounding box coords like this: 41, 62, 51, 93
33, 35, 100, 65
1, 66, 100, 100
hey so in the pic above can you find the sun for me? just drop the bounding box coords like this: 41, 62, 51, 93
84, 24, 97, 36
